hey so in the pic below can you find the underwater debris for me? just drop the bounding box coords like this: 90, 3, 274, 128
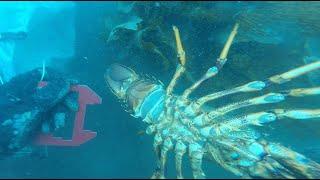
40, 60, 46, 82
106, 23, 320, 179
107, 16, 142, 42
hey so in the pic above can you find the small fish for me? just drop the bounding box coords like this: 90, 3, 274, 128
0, 75, 3, 85
137, 130, 145, 136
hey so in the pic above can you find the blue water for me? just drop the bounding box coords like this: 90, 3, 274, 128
0, 1, 320, 178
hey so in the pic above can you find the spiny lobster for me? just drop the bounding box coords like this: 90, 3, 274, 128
105, 23, 320, 179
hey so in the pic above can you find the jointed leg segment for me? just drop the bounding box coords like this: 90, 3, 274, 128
199, 60, 320, 107
182, 23, 239, 99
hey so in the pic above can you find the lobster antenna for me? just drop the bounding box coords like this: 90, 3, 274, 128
166, 25, 187, 95
182, 23, 239, 99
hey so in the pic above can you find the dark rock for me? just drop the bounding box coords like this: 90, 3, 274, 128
0, 68, 71, 157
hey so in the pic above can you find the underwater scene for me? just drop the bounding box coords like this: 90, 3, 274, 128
0, 1, 320, 179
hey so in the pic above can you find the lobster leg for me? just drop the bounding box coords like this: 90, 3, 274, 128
272, 109, 320, 120
197, 81, 267, 106
198, 60, 320, 106
175, 141, 187, 179
182, 23, 239, 99
189, 143, 206, 179
208, 92, 286, 118
216, 112, 277, 133
282, 86, 320, 97
269, 60, 320, 84
213, 109, 320, 135
210, 137, 318, 179
207, 85, 320, 119
157, 138, 174, 179
151, 134, 165, 179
